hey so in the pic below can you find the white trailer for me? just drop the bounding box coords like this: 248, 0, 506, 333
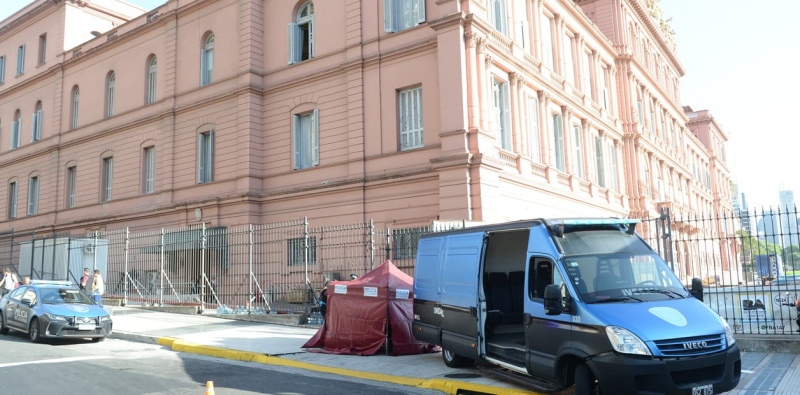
18, 237, 109, 285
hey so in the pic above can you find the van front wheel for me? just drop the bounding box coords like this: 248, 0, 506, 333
442, 348, 473, 368
574, 363, 600, 395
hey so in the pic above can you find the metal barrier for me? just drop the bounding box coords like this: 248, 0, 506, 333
2, 210, 799, 334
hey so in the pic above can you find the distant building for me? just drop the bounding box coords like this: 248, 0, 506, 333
779, 190, 798, 247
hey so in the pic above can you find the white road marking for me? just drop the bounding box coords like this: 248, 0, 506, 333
0, 356, 113, 368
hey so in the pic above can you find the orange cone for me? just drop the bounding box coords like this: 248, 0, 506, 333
205, 381, 215, 395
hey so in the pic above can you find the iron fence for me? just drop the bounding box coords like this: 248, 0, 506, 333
3, 209, 800, 335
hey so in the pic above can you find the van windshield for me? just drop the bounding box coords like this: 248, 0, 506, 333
562, 252, 690, 304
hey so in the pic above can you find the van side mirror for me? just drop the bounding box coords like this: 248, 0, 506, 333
543, 284, 563, 315
690, 278, 704, 302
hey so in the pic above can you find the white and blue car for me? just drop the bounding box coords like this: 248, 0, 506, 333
0, 280, 112, 342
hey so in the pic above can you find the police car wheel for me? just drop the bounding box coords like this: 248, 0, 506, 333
0, 312, 8, 335
442, 348, 473, 368
574, 363, 600, 395
29, 318, 42, 343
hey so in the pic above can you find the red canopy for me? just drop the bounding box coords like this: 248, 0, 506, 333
302, 260, 437, 356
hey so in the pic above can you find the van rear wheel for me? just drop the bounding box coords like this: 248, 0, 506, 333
442, 348, 473, 368
574, 362, 600, 395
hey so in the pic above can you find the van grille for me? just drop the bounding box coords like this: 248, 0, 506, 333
654, 334, 725, 357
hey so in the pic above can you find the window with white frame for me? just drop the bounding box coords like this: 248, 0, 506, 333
600, 65, 609, 110
608, 140, 618, 191
572, 125, 584, 179
540, 14, 554, 69
288, 2, 314, 64
66, 166, 76, 208
71, 86, 79, 129
38, 33, 46, 65
490, 0, 507, 35
492, 78, 512, 150
16, 44, 25, 75
106, 72, 115, 118
384, 0, 425, 33
0, 55, 5, 84
143, 146, 155, 193
582, 52, 593, 98
32, 101, 42, 142
201, 34, 214, 86
8, 181, 18, 219
552, 113, 565, 171
147, 56, 157, 103
594, 136, 605, 187
399, 86, 423, 151
11, 110, 21, 149
101, 157, 113, 202
287, 236, 317, 266
526, 95, 540, 162
563, 34, 574, 85
198, 130, 214, 183
293, 109, 319, 170
27, 176, 39, 216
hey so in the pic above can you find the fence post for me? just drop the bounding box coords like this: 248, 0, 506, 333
659, 207, 673, 272
368, 218, 375, 270
303, 217, 312, 313
158, 227, 164, 306
124, 228, 130, 306
385, 227, 391, 262
200, 223, 206, 312
248, 224, 254, 314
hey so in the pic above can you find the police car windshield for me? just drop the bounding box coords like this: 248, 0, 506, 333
562, 252, 690, 303
41, 288, 94, 305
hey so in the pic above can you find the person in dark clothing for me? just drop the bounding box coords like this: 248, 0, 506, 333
319, 281, 330, 319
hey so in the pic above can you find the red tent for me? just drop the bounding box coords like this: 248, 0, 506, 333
302, 260, 437, 356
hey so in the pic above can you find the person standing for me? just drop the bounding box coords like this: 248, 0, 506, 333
795, 296, 800, 333
92, 269, 105, 306
0, 268, 19, 296
80, 268, 91, 292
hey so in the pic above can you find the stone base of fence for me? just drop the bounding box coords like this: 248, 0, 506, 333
204, 312, 308, 326
736, 335, 800, 354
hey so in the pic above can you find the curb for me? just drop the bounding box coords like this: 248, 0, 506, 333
109, 331, 538, 395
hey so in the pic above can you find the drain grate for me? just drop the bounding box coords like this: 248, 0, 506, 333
444, 373, 482, 379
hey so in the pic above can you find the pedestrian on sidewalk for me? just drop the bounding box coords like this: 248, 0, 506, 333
0, 267, 19, 296
80, 267, 91, 293
795, 296, 800, 333
92, 269, 105, 306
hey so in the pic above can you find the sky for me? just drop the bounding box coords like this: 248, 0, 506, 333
1, 0, 797, 209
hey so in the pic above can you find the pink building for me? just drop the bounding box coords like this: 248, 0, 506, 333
0, 0, 731, 243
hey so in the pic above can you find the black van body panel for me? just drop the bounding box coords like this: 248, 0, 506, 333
526, 315, 574, 380
413, 299, 478, 356
442, 330, 480, 360
589, 343, 741, 394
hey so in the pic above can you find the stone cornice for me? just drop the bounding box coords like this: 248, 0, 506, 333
625, 0, 685, 76
428, 12, 465, 32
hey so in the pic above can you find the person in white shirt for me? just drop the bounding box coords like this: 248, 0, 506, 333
0, 268, 19, 296
91, 269, 105, 306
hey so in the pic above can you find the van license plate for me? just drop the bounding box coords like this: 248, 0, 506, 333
692, 384, 713, 395
78, 324, 94, 331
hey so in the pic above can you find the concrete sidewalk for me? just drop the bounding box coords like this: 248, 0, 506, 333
107, 307, 800, 395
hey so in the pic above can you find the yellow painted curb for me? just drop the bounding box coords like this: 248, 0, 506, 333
158, 337, 541, 395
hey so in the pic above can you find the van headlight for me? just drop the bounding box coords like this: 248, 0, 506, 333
605, 326, 652, 355
717, 314, 736, 346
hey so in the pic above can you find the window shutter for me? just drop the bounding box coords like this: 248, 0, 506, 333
293, 116, 301, 169
197, 133, 204, 181
414, 0, 426, 24
311, 109, 320, 166
287, 23, 299, 64
209, 130, 215, 180
309, 20, 315, 59
31, 113, 37, 141
384, 0, 395, 32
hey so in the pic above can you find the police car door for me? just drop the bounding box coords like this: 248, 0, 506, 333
4, 287, 33, 330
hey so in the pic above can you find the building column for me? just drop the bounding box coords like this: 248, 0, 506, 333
465, 32, 480, 129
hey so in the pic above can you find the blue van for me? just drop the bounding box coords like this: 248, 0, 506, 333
412, 218, 740, 394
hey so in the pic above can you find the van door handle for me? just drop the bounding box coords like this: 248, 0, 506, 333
470, 306, 478, 317
523, 313, 532, 325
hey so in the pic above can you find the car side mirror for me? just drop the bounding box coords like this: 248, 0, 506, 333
21, 297, 34, 306
543, 284, 563, 315
690, 278, 704, 302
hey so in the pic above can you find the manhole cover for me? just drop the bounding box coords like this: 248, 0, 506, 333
444, 373, 482, 379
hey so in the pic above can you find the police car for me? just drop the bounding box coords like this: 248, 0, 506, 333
0, 280, 112, 342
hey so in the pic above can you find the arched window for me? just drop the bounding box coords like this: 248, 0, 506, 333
32, 101, 43, 142
106, 71, 115, 117
11, 109, 21, 149
71, 86, 80, 129
200, 34, 214, 86
147, 56, 157, 103
288, 2, 314, 64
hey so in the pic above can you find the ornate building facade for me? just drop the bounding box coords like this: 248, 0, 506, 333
0, 0, 734, 280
